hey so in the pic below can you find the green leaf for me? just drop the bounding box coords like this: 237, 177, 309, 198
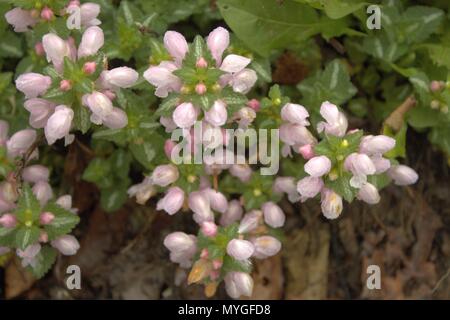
15, 226, 40, 251
15, 184, 41, 223
130, 142, 156, 169
27, 246, 57, 279
110, 149, 132, 179
0, 227, 17, 247
222, 255, 252, 274
156, 93, 180, 116
383, 124, 407, 159
326, 173, 356, 202
0, 32, 23, 58
100, 185, 129, 212
92, 128, 128, 145
82, 158, 112, 184
73, 104, 91, 134
42, 202, 80, 241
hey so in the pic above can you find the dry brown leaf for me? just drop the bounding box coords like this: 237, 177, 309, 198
5, 257, 35, 299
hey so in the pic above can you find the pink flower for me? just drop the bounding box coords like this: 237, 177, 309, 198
359, 135, 396, 155
172, 102, 197, 128
297, 176, 324, 199
6, 129, 36, 159
228, 69, 257, 94
252, 236, 281, 259
44, 105, 74, 145
51, 235, 80, 255
204, 100, 227, 127
298, 144, 315, 160
281, 103, 310, 126
344, 153, 376, 177
40, 7, 54, 21
220, 200, 243, 226
77, 26, 104, 58
151, 164, 179, 187
273, 177, 301, 203
24, 98, 55, 129
204, 188, 228, 213
143, 61, 182, 98
247, 99, 260, 112
317, 101, 348, 137
227, 239, 254, 260
103, 67, 138, 89
15, 73, 51, 98
42, 33, 71, 72
279, 123, 316, 146
84, 91, 113, 125
224, 272, 253, 299
387, 165, 418, 186
321, 188, 343, 219
230, 164, 252, 182
304, 156, 332, 177
188, 191, 213, 224
238, 210, 262, 234
127, 176, 156, 205
79, 3, 101, 26
220, 54, 251, 73
207, 27, 229, 65
357, 183, 380, 204
201, 221, 218, 237
164, 232, 197, 267
5, 8, 37, 32
17, 244, 41, 267
156, 187, 184, 215
0, 213, 17, 228
103, 107, 128, 129
261, 202, 285, 228
32, 181, 53, 206
22, 165, 49, 183
195, 83, 207, 95
39, 212, 55, 225
164, 31, 189, 66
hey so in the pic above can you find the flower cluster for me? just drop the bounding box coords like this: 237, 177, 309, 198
0, 120, 80, 275
15, 26, 138, 145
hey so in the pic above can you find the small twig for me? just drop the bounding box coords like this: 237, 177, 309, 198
383, 95, 416, 132
329, 38, 346, 55
431, 267, 450, 295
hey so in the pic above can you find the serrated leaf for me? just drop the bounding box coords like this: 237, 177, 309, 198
43, 202, 80, 241
28, 246, 57, 279
15, 226, 40, 251
100, 185, 129, 212
73, 104, 91, 134
0, 227, 17, 247
130, 142, 156, 169
92, 128, 128, 145
16, 184, 41, 223
156, 94, 179, 116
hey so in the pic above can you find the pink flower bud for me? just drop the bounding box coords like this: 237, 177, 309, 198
151, 164, 179, 187
298, 144, 314, 160
103, 107, 128, 129
279, 123, 316, 146
32, 181, 53, 206
204, 188, 228, 213
273, 177, 300, 203
430, 80, 444, 92
34, 42, 44, 56
84, 91, 113, 123
304, 156, 332, 177
6, 129, 36, 159
238, 210, 262, 234
22, 165, 49, 183
201, 221, 218, 237
0, 213, 17, 228
224, 272, 253, 299
261, 201, 285, 228
51, 235, 80, 255
163, 31, 188, 65
15, 73, 51, 98
102, 90, 116, 101
104, 67, 138, 88
297, 176, 324, 199
160, 116, 177, 133
387, 165, 418, 186
156, 186, 184, 215
200, 248, 209, 259
207, 27, 229, 65
230, 164, 252, 182
78, 26, 104, 58
59, 79, 72, 91
189, 191, 213, 224
17, 244, 41, 267
143, 61, 181, 98
40, 7, 54, 21
357, 183, 380, 204
5, 8, 37, 32
317, 101, 348, 137
212, 259, 223, 270
359, 135, 396, 155
229, 69, 257, 94
227, 239, 254, 260
247, 99, 260, 112
39, 211, 55, 225
172, 102, 197, 128
204, 100, 227, 127
196, 57, 208, 68
163, 232, 196, 253
220, 54, 251, 73
252, 236, 281, 258
344, 153, 376, 176
83, 61, 96, 74
281, 103, 310, 126
80, 3, 101, 26
42, 33, 70, 71
195, 83, 207, 95
164, 139, 177, 160
371, 155, 391, 174
321, 188, 343, 220
44, 105, 73, 145
220, 200, 243, 227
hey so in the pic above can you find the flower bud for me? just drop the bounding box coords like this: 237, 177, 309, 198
78, 26, 104, 58
22, 165, 49, 183
204, 188, 228, 213
24, 98, 55, 129
5, 8, 36, 32
371, 155, 391, 174
238, 210, 261, 234
204, 100, 227, 127
44, 105, 73, 145
34, 42, 44, 56
220, 200, 243, 226
357, 183, 380, 204
252, 236, 281, 258
40, 7, 54, 21
84, 91, 113, 122
304, 156, 332, 177
387, 165, 418, 186
143, 62, 181, 98
195, 83, 207, 95
230, 69, 257, 94
32, 181, 53, 206
201, 221, 218, 237
430, 80, 444, 92
80, 3, 101, 26
163, 231, 196, 253
321, 188, 343, 220
51, 235, 80, 255
156, 186, 184, 215
104, 67, 138, 88
230, 164, 252, 182
196, 57, 208, 68
42, 33, 70, 71
297, 176, 323, 199
172, 102, 197, 128
281, 103, 310, 126
164, 139, 177, 160
317, 101, 348, 137
344, 153, 376, 176
224, 272, 253, 299
212, 259, 223, 270
56, 195, 73, 211
39, 211, 55, 225
6, 129, 36, 159
220, 54, 251, 73
59, 79, 72, 91
207, 27, 229, 65
359, 135, 395, 155
227, 239, 254, 260
103, 107, 128, 129
0, 213, 17, 228
17, 244, 41, 267
151, 164, 179, 187
279, 123, 316, 146
15, 73, 51, 98
164, 31, 188, 65
261, 201, 285, 228
188, 191, 213, 224
83, 61, 96, 74
247, 99, 260, 112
